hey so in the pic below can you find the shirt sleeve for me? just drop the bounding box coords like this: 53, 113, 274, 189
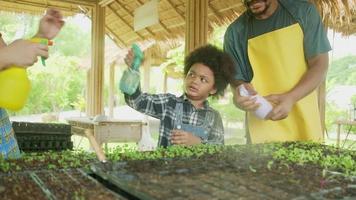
124, 87, 172, 120
303, 3, 331, 59
205, 111, 224, 145
224, 22, 253, 82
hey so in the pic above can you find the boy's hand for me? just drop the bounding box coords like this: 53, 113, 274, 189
4, 39, 48, 67
232, 83, 260, 112
170, 129, 202, 146
36, 8, 64, 39
124, 49, 134, 68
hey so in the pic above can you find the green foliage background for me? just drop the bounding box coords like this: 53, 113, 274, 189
1, 11, 355, 135
0, 12, 89, 115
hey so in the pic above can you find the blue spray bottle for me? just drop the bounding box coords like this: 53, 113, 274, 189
119, 44, 144, 95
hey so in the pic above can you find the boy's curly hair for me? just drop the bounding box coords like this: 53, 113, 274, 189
184, 44, 235, 98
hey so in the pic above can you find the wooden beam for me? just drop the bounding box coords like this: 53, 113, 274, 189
167, 0, 214, 31
105, 26, 126, 47
107, 5, 145, 40
98, 0, 115, 7
113, 0, 156, 37
166, 0, 185, 21
87, 4, 105, 116
163, 72, 168, 93
216, 4, 242, 12
56, 0, 97, 7
318, 82, 326, 139
0, 0, 83, 12
185, 0, 208, 55
109, 61, 116, 118
79, 6, 126, 47
208, 4, 223, 20
142, 48, 152, 92
3, 0, 97, 7
136, 0, 172, 35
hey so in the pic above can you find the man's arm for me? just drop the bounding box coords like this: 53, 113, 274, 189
0, 9, 63, 71
0, 40, 48, 71
266, 53, 329, 120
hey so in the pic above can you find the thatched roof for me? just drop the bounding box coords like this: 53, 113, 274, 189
0, 0, 355, 49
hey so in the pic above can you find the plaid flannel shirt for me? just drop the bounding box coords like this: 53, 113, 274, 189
0, 108, 21, 159
125, 89, 224, 147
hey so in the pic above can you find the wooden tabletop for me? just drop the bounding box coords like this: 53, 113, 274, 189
334, 120, 356, 126
66, 117, 147, 127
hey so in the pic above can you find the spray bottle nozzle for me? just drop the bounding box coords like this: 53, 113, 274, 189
30, 38, 53, 66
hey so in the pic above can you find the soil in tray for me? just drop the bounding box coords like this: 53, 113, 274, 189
93, 144, 356, 200
35, 169, 124, 200
0, 169, 126, 200
0, 172, 48, 200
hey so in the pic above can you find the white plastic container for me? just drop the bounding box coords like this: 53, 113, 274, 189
239, 85, 273, 119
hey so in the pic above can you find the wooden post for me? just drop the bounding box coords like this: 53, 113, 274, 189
163, 72, 168, 93
185, 0, 208, 55
336, 122, 341, 148
109, 61, 116, 118
87, 4, 106, 117
85, 129, 107, 162
318, 82, 326, 139
142, 48, 152, 92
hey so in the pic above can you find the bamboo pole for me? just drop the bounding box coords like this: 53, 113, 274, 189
108, 61, 116, 118
142, 48, 152, 92
163, 72, 168, 93
87, 4, 105, 116
185, 0, 208, 55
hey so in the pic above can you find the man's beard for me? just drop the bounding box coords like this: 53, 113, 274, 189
246, 0, 270, 17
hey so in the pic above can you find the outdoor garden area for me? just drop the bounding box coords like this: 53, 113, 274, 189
1, 0, 356, 199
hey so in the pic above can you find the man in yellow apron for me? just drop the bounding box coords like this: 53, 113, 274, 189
224, 0, 331, 143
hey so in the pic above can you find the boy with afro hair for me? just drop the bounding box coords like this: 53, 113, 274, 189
123, 44, 235, 147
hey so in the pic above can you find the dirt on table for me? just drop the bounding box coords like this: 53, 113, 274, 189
0, 169, 126, 200
1, 142, 355, 199
91, 144, 356, 200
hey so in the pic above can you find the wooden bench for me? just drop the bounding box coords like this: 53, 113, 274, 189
67, 117, 147, 161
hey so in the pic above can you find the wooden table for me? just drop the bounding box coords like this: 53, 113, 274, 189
67, 117, 147, 161
335, 120, 356, 148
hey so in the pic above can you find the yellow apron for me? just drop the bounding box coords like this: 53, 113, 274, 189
247, 23, 323, 143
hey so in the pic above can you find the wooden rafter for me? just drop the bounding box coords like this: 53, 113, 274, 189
105, 26, 126, 47
98, 0, 115, 7
166, 0, 185, 21
78, 6, 126, 47
107, 4, 145, 40
56, 0, 97, 7
0, 0, 82, 12
208, 4, 223, 20
113, 0, 156, 37
136, 0, 172, 35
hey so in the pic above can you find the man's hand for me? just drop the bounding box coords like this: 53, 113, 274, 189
170, 129, 202, 146
2, 39, 48, 68
36, 8, 64, 39
265, 93, 296, 121
231, 83, 260, 112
